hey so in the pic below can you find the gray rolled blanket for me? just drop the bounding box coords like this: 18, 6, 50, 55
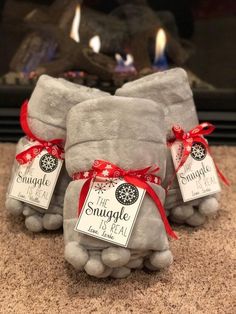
64, 95, 173, 278
5, 74, 108, 232
116, 68, 220, 226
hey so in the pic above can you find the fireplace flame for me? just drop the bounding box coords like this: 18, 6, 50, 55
70, 5, 81, 43
124, 54, 134, 67
89, 35, 101, 53
155, 28, 167, 62
115, 53, 136, 72
115, 53, 123, 64
115, 53, 134, 67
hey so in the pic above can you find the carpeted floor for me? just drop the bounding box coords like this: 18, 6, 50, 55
0, 143, 235, 314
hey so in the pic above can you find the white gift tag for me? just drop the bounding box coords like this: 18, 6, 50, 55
171, 140, 221, 202
9, 147, 63, 209
75, 178, 146, 247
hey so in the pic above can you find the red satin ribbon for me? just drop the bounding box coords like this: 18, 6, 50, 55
73, 160, 178, 240
168, 122, 229, 187
16, 100, 64, 164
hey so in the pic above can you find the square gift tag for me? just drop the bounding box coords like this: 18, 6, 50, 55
75, 178, 146, 247
9, 147, 63, 209
171, 140, 221, 202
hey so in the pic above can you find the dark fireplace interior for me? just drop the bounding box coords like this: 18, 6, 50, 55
0, 0, 235, 143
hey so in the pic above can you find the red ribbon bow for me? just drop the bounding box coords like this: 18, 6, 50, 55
169, 122, 229, 186
16, 100, 64, 164
73, 160, 178, 240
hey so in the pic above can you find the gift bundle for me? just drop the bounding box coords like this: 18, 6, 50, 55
116, 68, 222, 226
6, 75, 108, 232
6, 68, 228, 278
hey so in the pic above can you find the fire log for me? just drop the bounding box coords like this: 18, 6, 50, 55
23, 23, 115, 80
10, 31, 58, 73
8, 0, 191, 78
79, 7, 127, 54
111, 3, 190, 67
10, 1, 116, 79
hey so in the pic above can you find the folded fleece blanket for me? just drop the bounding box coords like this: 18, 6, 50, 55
116, 68, 219, 226
63, 95, 174, 278
5, 74, 108, 232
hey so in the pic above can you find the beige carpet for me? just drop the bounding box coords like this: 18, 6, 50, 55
0, 143, 235, 314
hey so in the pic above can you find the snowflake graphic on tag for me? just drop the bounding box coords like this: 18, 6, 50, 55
75, 178, 146, 247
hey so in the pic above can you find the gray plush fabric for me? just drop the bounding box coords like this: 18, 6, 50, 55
27, 75, 108, 141
65, 96, 167, 179
116, 68, 219, 225
64, 95, 173, 278
5, 75, 108, 232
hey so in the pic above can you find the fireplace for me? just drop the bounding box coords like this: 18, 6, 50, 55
0, 0, 235, 143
